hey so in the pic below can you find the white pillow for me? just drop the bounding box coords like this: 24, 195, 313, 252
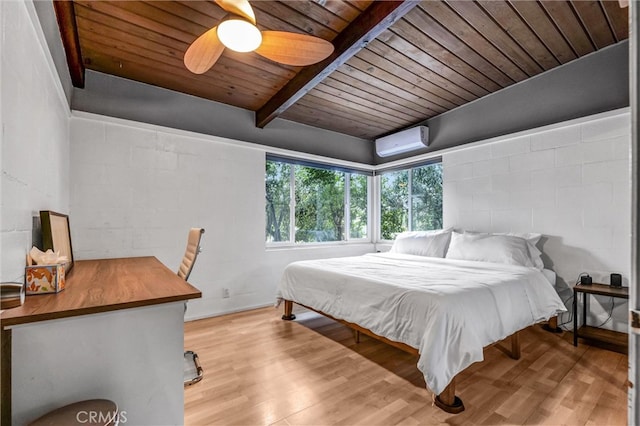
389, 229, 452, 258
445, 232, 534, 267
525, 242, 544, 270
465, 231, 544, 270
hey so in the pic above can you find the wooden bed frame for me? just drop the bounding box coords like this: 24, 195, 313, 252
282, 300, 558, 414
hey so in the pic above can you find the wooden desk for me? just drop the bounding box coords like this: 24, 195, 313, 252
1, 257, 201, 425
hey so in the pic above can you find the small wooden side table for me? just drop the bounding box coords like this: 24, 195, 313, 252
573, 283, 629, 354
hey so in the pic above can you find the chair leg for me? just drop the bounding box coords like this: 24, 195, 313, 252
184, 351, 204, 386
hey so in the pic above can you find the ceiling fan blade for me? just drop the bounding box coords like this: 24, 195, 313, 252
255, 31, 334, 66
214, 0, 256, 25
184, 26, 225, 74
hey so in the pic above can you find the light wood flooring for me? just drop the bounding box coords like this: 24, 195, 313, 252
184, 307, 628, 425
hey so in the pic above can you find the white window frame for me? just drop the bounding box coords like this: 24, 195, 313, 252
265, 160, 372, 248
376, 161, 442, 243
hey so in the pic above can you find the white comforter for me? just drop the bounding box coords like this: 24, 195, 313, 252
276, 252, 566, 394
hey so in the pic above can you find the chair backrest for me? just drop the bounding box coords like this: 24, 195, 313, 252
178, 228, 205, 281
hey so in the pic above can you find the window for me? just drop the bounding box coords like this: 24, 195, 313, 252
294, 166, 345, 242
379, 161, 442, 240
349, 174, 368, 239
265, 160, 291, 242
380, 170, 408, 240
266, 158, 370, 244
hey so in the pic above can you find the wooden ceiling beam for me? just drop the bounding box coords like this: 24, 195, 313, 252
255, 0, 420, 129
53, 0, 85, 88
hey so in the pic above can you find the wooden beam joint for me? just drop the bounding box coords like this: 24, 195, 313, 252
255, 0, 420, 128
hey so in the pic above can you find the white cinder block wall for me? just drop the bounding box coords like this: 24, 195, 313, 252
4, 0, 632, 334
70, 113, 374, 320
0, 0, 70, 282
443, 110, 630, 332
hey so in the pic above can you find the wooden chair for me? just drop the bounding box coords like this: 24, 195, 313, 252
179, 228, 205, 386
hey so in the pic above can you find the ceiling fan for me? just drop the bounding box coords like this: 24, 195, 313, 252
184, 0, 335, 74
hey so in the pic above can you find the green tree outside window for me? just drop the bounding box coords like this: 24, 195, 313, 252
265, 161, 291, 243
380, 163, 442, 240
266, 160, 369, 243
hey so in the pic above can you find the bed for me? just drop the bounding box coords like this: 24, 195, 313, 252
276, 251, 566, 413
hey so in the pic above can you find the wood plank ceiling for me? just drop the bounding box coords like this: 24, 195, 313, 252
64, 1, 628, 140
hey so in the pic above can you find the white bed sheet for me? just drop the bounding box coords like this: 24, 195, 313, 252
276, 252, 566, 395
542, 268, 557, 286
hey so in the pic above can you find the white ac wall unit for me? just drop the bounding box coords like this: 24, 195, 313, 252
375, 126, 429, 157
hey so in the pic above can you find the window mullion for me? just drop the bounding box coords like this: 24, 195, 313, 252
407, 170, 413, 232
345, 174, 351, 241
289, 165, 296, 244
369, 175, 374, 242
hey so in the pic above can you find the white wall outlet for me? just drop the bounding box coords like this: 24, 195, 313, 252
222, 288, 230, 299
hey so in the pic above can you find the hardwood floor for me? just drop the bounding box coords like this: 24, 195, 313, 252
184, 307, 628, 425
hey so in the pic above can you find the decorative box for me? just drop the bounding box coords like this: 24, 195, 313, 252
25, 264, 66, 294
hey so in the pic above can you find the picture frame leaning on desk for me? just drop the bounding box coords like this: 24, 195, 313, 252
39, 210, 74, 274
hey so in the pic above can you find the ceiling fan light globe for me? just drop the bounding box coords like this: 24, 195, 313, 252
217, 19, 262, 52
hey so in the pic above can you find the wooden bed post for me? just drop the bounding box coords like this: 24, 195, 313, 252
282, 300, 296, 320
510, 331, 521, 360
434, 331, 518, 414
542, 315, 562, 333
434, 377, 465, 414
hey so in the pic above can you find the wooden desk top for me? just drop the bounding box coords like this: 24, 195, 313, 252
1, 257, 201, 327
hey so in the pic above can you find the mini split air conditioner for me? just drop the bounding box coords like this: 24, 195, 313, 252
375, 126, 429, 157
